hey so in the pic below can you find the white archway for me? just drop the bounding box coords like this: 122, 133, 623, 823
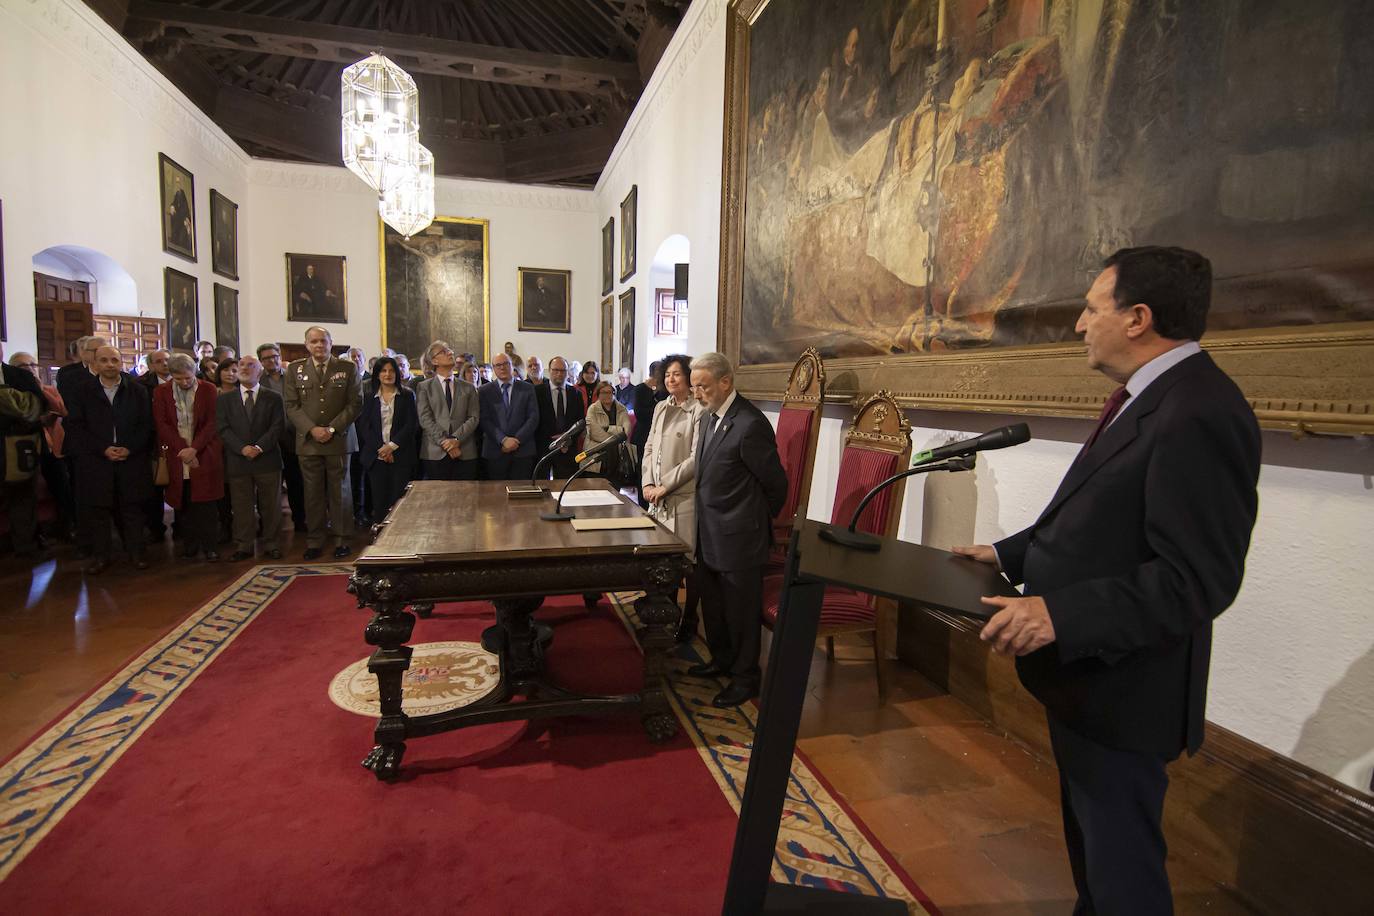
32, 245, 138, 313
646, 234, 690, 369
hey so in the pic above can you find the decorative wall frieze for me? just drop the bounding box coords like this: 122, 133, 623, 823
14, 0, 250, 178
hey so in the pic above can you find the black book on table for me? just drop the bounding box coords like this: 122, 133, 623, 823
795, 520, 1021, 620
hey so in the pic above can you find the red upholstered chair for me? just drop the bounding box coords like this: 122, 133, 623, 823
763, 390, 912, 699
767, 348, 825, 574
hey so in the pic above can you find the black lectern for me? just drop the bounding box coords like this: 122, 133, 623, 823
721, 519, 1021, 914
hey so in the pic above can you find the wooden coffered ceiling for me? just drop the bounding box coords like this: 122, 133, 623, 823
84, 0, 689, 186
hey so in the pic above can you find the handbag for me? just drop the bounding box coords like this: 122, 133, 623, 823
615, 440, 640, 489
153, 445, 170, 487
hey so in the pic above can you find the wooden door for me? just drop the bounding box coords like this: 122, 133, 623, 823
33, 272, 94, 369
93, 314, 167, 371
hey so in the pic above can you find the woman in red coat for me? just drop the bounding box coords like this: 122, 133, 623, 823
153, 353, 225, 561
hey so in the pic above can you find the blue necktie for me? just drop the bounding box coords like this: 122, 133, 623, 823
502, 383, 510, 409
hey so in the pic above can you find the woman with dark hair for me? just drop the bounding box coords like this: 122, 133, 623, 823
355, 356, 419, 519
641, 354, 704, 642
215, 359, 240, 393
575, 360, 601, 411
197, 357, 219, 383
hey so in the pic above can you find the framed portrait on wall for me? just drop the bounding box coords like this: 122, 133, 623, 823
380, 217, 489, 360
210, 190, 238, 281
600, 296, 614, 370
619, 185, 637, 282
164, 267, 198, 354
285, 253, 347, 323
618, 288, 635, 373
158, 153, 196, 262
1, 199, 6, 341
518, 267, 571, 333
601, 217, 615, 295
213, 283, 239, 354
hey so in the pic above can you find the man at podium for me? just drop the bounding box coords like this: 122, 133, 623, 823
955, 246, 1261, 916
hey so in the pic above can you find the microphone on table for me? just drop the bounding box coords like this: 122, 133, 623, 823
819, 424, 1033, 552
521, 418, 587, 492
542, 430, 629, 521
909, 423, 1030, 466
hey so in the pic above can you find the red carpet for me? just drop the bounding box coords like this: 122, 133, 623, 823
0, 576, 738, 914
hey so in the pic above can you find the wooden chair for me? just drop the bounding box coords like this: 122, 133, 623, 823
766, 348, 825, 574
762, 390, 913, 699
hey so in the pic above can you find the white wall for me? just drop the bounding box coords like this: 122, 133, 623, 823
606, 0, 1374, 791
0, 0, 250, 350
593, 0, 726, 376
245, 163, 598, 363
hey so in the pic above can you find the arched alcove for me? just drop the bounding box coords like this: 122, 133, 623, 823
32, 245, 138, 313
646, 234, 690, 369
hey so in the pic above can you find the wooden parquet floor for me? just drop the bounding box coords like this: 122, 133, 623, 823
0, 523, 1253, 913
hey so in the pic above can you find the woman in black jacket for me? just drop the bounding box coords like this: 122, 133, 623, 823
355, 357, 419, 520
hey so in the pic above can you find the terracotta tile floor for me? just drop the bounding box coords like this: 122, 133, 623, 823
0, 530, 1253, 913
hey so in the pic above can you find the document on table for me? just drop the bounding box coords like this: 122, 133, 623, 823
570, 517, 656, 532
558, 491, 624, 507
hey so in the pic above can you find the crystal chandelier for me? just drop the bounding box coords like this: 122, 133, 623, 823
340, 52, 419, 195
379, 144, 435, 238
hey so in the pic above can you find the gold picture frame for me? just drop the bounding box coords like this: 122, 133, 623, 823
379, 216, 490, 362
618, 287, 636, 373
717, 0, 1374, 435
601, 296, 615, 371
158, 152, 196, 263
619, 186, 637, 283
284, 253, 347, 323
517, 267, 572, 334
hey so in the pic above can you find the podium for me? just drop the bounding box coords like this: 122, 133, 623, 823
722, 519, 1021, 914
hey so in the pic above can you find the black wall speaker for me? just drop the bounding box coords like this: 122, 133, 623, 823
674, 263, 689, 301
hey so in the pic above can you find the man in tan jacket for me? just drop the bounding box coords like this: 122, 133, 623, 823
284, 326, 360, 559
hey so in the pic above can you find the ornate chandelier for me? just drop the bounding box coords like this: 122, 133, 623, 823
379, 144, 435, 238
340, 51, 419, 195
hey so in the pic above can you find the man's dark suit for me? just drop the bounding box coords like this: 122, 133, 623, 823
542, 382, 586, 480
694, 392, 788, 687
995, 350, 1260, 914
65, 375, 155, 561
477, 379, 539, 480
216, 386, 285, 554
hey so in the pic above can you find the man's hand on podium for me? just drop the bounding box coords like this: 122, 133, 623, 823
951, 544, 999, 568
953, 544, 1056, 657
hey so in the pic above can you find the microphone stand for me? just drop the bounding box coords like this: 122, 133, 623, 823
541, 456, 597, 521
818, 454, 977, 551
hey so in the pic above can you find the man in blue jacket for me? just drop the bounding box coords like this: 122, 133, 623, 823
477, 351, 539, 480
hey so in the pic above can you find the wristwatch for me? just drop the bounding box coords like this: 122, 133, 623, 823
327, 426, 336, 436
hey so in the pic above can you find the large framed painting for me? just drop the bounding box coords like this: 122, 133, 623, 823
213, 283, 239, 354
600, 296, 615, 371
380, 216, 489, 362
518, 267, 571, 333
602, 217, 615, 295
164, 267, 198, 354
210, 190, 238, 281
619, 186, 637, 282
285, 253, 347, 323
618, 288, 635, 373
719, 0, 1374, 434
158, 153, 196, 262
0, 198, 6, 341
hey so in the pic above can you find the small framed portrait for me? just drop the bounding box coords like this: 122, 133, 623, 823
159, 153, 197, 262
164, 267, 199, 353
210, 190, 238, 280
285, 253, 347, 323
619, 185, 637, 282
518, 266, 571, 333
600, 296, 614, 371
601, 217, 614, 295
213, 283, 240, 354
618, 287, 636, 373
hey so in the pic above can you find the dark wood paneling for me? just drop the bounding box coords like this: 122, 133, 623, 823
897, 603, 1374, 915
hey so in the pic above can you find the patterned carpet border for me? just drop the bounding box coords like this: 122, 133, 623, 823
0, 570, 928, 913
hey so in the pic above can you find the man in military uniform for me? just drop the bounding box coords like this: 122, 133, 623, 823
284, 326, 360, 559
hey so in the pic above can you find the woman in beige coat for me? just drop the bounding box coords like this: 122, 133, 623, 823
584, 381, 633, 479
640, 354, 703, 641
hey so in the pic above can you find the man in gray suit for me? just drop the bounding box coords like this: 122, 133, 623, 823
216, 354, 285, 561
284, 326, 360, 560
689, 352, 788, 708
417, 341, 480, 480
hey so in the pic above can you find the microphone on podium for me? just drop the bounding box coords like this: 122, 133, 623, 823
819, 424, 1033, 551
521, 418, 587, 493
574, 429, 626, 465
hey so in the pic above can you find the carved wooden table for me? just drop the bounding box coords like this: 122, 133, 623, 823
347, 479, 691, 780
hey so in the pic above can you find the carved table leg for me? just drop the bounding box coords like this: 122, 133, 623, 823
635, 588, 681, 742
362, 598, 416, 781
411, 603, 434, 619
484, 596, 547, 686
